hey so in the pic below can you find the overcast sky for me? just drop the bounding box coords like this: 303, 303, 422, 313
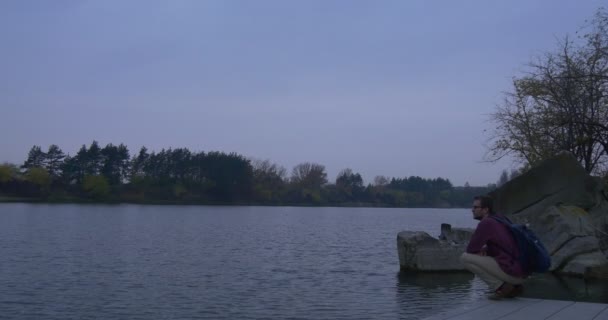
0, 0, 603, 186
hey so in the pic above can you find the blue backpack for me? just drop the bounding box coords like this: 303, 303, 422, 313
490, 215, 551, 274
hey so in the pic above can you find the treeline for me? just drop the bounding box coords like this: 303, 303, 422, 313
0, 142, 494, 207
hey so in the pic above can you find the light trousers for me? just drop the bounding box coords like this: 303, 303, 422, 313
460, 253, 524, 291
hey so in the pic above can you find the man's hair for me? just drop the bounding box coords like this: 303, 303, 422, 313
473, 195, 495, 214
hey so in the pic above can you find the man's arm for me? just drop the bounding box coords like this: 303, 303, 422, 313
466, 220, 491, 254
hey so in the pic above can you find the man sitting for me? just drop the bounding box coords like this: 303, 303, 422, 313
460, 195, 527, 299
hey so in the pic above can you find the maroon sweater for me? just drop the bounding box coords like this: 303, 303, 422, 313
466, 214, 526, 278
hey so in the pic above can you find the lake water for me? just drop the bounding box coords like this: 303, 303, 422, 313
0, 203, 605, 319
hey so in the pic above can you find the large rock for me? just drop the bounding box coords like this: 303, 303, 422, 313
397, 231, 468, 271
397, 153, 608, 278
398, 225, 473, 271
488, 153, 604, 217
559, 252, 608, 277
513, 205, 608, 274
588, 199, 608, 253
439, 223, 475, 244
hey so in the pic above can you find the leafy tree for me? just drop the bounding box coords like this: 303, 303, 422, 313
44, 144, 65, 178
430, 177, 453, 192
116, 144, 131, 183
188, 151, 204, 184
173, 183, 187, 199
336, 168, 364, 188
169, 148, 192, 182
130, 146, 150, 180
335, 168, 364, 202
61, 155, 80, 185
83, 175, 110, 200
0, 166, 10, 184
58, 141, 102, 184
0, 163, 19, 183
86, 141, 103, 175
207, 152, 253, 202
100, 143, 130, 186
22, 145, 46, 170
25, 167, 51, 194
488, 8, 608, 174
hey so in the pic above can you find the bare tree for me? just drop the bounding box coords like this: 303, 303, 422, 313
251, 159, 287, 184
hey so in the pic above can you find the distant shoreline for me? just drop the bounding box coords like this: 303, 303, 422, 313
0, 197, 468, 209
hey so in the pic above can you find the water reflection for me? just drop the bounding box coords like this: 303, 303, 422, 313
396, 270, 608, 320
395, 272, 485, 319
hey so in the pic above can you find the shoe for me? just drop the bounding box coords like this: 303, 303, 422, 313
488, 282, 515, 300
507, 285, 524, 298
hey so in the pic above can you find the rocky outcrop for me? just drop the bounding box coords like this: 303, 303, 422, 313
397, 153, 608, 278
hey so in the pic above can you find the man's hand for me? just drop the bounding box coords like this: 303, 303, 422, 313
480, 245, 487, 256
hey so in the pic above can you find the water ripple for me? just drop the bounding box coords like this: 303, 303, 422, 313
0, 204, 491, 319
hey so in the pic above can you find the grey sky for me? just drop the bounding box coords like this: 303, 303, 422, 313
0, 0, 603, 186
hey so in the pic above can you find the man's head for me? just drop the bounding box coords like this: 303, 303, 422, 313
472, 195, 494, 220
